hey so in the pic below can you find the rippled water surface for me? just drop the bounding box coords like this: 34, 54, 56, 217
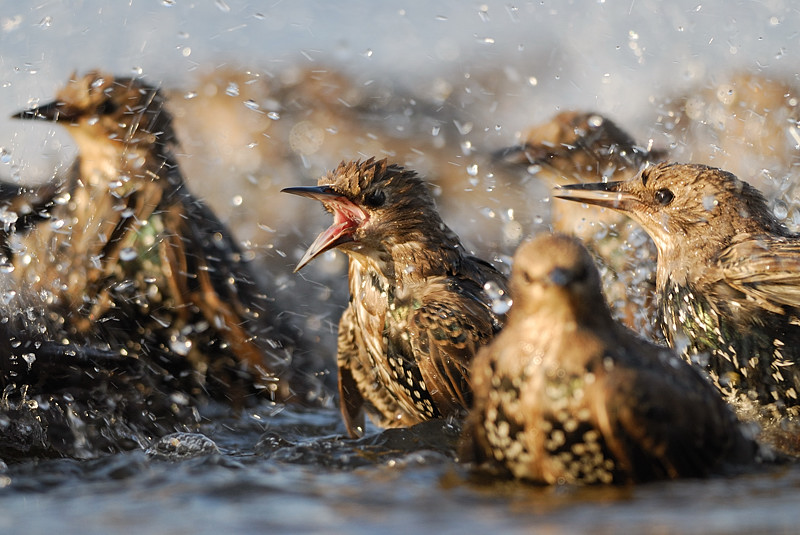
0, 403, 798, 535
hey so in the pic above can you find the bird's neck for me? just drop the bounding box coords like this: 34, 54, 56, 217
68, 127, 176, 195
348, 234, 465, 293
653, 228, 724, 290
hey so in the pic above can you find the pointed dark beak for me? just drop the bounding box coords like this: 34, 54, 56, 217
281, 185, 368, 272
11, 100, 69, 122
281, 185, 339, 203
553, 181, 637, 212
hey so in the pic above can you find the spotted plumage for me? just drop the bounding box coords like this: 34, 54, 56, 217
556, 162, 800, 417
10, 71, 320, 404
284, 158, 507, 437
464, 233, 758, 484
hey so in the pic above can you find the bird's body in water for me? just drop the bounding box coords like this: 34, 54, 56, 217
556, 163, 800, 428
284, 159, 508, 437
465, 233, 758, 485
497, 111, 665, 339
10, 71, 322, 405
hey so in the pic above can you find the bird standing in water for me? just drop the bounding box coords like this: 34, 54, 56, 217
11, 71, 319, 403
556, 163, 800, 419
284, 159, 508, 437
465, 233, 758, 484
496, 111, 664, 339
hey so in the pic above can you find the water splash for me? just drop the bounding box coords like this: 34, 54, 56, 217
484, 280, 512, 314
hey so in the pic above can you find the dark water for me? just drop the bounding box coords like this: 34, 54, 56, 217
1, 403, 797, 535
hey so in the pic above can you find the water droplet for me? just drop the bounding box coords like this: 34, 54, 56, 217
243, 99, 260, 111
702, 194, 718, 211
215, 0, 230, 12
232, 195, 243, 207
0, 209, 17, 231
774, 200, 789, 220
453, 120, 473, 135
587, 115, 604, 128
170, 336, 193, 356
0, 148, 11, 165
120, 247, 138, 261
161, 0, 175, 5
484, 281, 512, 314
1, 291, 15, 305
267, 111, 280, 120
467, 163, 478, 176
478, 5, 490, 22
527, 164, 542, 175
184, 91, 198, 99
22, 353, 35, 370
226, 82, 240, 97
38, 16, 52, 28
528, 76, 538, 86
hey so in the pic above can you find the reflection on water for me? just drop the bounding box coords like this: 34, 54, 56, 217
0, 403, 797, 534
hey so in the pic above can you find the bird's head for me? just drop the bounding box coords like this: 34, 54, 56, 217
12, 70, 177, 148
283, 158, 446, 272
510, 233, 605, 319
554, 162, 779, 258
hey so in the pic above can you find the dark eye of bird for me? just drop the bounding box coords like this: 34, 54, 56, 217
654, 188, 674, 206
522, 270, 535, 284
364, 189, 386, 208
96, 100, 119, 116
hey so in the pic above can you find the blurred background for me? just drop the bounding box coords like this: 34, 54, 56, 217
0, 0, 798, 362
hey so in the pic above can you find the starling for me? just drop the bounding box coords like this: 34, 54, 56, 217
283, 158, 508, 437
555, 162, 800, 417
496, 111, 665, 339
11, 70, 319, 404
464, 233, 758, 484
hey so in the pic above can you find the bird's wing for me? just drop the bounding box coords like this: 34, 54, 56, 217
336, 306, 367, 438
403, 276, 502, 416
0, 180, 60, 259
161, 191, 289, 370
599, 344, 750, 480
718, 235, 800, 312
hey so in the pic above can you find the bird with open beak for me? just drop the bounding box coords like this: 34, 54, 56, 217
284, 158, 508, 438
555, 163, 800, 451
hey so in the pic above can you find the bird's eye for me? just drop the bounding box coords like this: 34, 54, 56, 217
364, 189, 386, 208
654, 188, 674, 206
96, 100, 118, 116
